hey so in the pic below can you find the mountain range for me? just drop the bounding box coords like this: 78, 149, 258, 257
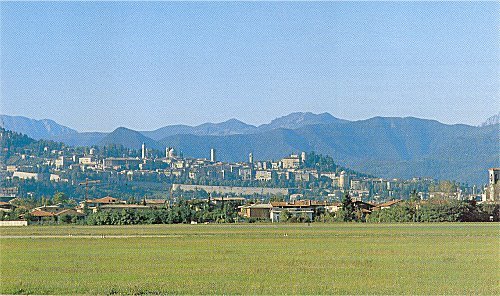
1, 112, 498, 184
480, 112, 500, 127
0, 115, 78, 140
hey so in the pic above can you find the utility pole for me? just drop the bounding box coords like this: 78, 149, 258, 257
85, 178, 89, 201
78, 178, 100, 201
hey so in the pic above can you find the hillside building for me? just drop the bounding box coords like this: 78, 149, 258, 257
255, 170, 273, 181
210, 148, 216, 162
281, 154, 301, 169
103, 157, 142, 170
485, 168, 500, 202
79, 156, 96, 165
12, 172, 45, 181
339, 171, 350, 189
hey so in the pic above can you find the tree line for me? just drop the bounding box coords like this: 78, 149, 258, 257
314, 193, 499, 223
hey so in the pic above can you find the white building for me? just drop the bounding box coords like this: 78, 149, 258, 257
281, 155, 300, 169
339, 171, 350, 189
485, 168, 500, 202
79, 156, 96, 165
210, 148, 216, 162
255, 170, 273, 181
141, 143, 146, 159
13, 172, 41, 180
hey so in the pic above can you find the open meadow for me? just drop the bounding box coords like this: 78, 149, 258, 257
1, 223, 499, 295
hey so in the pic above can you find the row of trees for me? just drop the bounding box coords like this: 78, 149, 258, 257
366, 201, 498, 223
85, 200, 240, 225
313, 193, 499, 223
3, 199, 498, 224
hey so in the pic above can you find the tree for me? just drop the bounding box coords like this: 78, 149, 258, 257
53, 192, 67, 205
40, 196, 53, 206
60, 214, 72, 224
270, 195, 285, 202
409, 190, 420, 202
341, 192, 355, 222
279, 210, 291, 222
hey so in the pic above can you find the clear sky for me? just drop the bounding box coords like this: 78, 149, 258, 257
1, 1, 498, 132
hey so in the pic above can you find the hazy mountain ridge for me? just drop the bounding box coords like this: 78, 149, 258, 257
141, 118, 259, 140
480, 113, 500, 127
98, 127, 162, 150
57, 132, 108, 147
1, 112, 348, 142
141, 113, 343, 140
258, 112, 347, 131
1, 113, 497, 184
157, 117, 498, 184
0, 115, 77, 140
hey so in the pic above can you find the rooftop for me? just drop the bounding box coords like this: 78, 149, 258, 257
376, 200, 401, 208
55, 209, 85, 216
30, 210, 54, 217
88, 196, 123, 204
100, 204, 150, 209
240, 203, 273, 209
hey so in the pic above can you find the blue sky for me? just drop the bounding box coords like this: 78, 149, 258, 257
1, 1, 498, 132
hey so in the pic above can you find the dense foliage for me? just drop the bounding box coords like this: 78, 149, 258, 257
84, 200, 240, 225
0, 128, 35, 154
366, 200, 499, 223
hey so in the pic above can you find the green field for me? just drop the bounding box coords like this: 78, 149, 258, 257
1, 223, 499, 295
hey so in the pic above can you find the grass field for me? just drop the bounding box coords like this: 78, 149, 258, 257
1, 223, 499, 295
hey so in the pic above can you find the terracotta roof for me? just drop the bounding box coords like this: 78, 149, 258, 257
377, 200, 401, 208
89, 196, 121, 204
55, 209, 85, 216
99, 204, 150, 209
30, 210, 54, 217
311, 201, 329, 206
271, 209, 314, 214
271, 200, 312, 207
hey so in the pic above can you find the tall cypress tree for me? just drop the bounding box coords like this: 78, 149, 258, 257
342, 192, 354, 222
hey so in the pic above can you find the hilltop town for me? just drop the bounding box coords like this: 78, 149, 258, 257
1, 127, 498, 225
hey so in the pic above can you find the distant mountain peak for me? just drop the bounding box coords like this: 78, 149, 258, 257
99, 126, 160, 149
480, 113, 500, 127
0, 115, 77, 140
114, 126, 135, 132
207, 118, 255, 128
259, 112, 346, 130
224, 118, 245, 123
2, 113, 496, 184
